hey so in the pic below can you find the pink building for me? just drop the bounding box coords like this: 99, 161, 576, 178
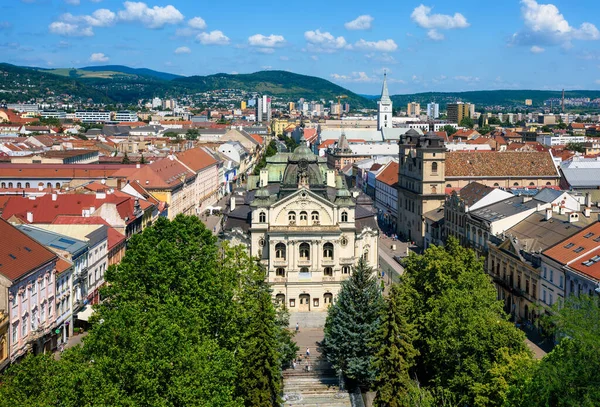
0, 219, 58, 361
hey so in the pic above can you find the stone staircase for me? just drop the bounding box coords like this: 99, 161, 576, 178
282, 325, 351, 407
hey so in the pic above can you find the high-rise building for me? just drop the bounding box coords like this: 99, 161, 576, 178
289, 102, 295, 111
377, 74, 393, 130
407, 102, 421, 117
447, 102, 472, 124
426, 103, 439, 119
255, 95, 272, 123
151, 97, 162, 109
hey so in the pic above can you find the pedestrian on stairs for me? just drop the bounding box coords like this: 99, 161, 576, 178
306, 347, 310, 358
295, 322, 299, 332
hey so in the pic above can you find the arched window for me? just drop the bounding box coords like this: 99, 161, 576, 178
363, 249, 369, 261
25, 182, 30, 188
342, 266, 350, 274
55, 183, 60, 189
546, 182, 552, 186
299, 243, 310, 260
324, 267, 333, 276
513, 182, 519, 187
299, 211, 308, 221
276, 268, 285, 277
16, 182, 21, 188
275, 293, 285, 304
431, 185, 437, 194
324, 292, 333, 304
431, 162, 438, 173
275, 243, 286, 259
0, 182, 5, 188
259, 212, 266, 223
46, 182, 52, 188
323, 243, 334, 259
311, 211, 319, 223
288, 211, 296, 223
8, 182, 13, 188
446, 184, 452, 188
341, 211, 348, 222
494, 183, 500, 187
529, 182, 535, 186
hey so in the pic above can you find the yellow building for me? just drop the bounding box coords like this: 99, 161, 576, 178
0, 311, 9, 370
447, 102, 471, 124
407, 102, 421, 117
525, 99, 533, 106
289, 102, 296, 111
241, 101, 247, 110
272, 119, 295, 136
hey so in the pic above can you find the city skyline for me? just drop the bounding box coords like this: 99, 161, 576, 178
1, 0, 600, 94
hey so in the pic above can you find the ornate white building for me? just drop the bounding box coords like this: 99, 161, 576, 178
377, 73, 393, 130
223, 146, 379, 312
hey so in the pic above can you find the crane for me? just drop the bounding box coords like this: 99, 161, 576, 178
336, 95, 348, 119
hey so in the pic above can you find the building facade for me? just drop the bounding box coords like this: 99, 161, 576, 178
223, 146, 379, 311
447, 102, 471, 124
377, 74, 393, 130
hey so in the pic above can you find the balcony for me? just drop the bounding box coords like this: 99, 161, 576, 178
321, 258, 335, 266
339, 257, 355, 264
273, 277, 287, 283
273, 258, 288, 267
297, 258, 311, 267
322, 276, 335, 282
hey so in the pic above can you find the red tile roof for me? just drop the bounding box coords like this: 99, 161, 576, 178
56, 257, 73, 274
249, 134, 264, 145
124, 158, 195, 190
543, 223, 600, 278
446, 151, 559, 178
0, 163, 138, 180
376, 161, 399, 187
175, 148, 217, 173
0, 218, 57, 281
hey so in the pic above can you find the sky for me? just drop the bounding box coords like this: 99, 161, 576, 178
1, 0, 600, 95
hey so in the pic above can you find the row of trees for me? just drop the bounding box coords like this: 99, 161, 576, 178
323, 238, 600, 406
0, 215, 297, 407
253, 140, 278, 175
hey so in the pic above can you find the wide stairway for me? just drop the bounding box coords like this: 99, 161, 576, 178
282, 321, 351, 407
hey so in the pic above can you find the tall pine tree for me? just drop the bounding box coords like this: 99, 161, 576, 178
323, 257, 384, 388
373, 284, 419, 407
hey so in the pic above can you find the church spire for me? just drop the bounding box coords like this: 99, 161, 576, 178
380, 72, 391, 104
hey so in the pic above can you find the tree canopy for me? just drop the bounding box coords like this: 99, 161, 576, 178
0, 215, 293, 407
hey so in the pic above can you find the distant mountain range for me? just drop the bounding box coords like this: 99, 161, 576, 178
1, 63, 600, 110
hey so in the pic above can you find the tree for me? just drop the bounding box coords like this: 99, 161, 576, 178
399, 239, 531, 406
373, 284, 419, 407
459, 117, 474, 129
164, 131, 179, 139
186, 128, 199, 140
566, 142, 585, 153
478, 114, 485, 128
442, 125, 457, 136
478, 127, 491, 136
323, 257, 384, 388
139, 154, 146, 164
507, 295, 600, 407
122, 152, 131, 164
541, 125, 552, 133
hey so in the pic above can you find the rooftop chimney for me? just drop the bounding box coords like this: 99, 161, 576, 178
584, 207, 591, 217
52, 193, 57, 201
26, 212, 33, 223
569, 212, 579, 223
230, 196, 236, 211
136, 163, 141, 168
96, 191, 106, 200
545, 208, 553, 221
586, 192, 592, 208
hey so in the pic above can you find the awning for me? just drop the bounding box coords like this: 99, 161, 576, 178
76, 306, 95, 322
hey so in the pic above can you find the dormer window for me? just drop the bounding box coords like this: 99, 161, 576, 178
341, 211, 348, 222
259, 212, 266, 223
288, 211, 296, 223
311, 211, 319, 223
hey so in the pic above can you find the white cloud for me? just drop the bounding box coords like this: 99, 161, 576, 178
188, 16, 206, 30
331, 71, 378, 83
355, 39, 397, 52
248, 34, 285, 48
89, 52, 109, 62
411, 4, 469, 40
62, 9, 117, 27
48, 22, 93, 37
512, 0, 599, 48
304, 29, 350, 53
454, 75, 480, 82
117, 1, 184, 28
427, 29, 445, 41
344, 15, 373, 30
174, 46, 191, 54
196, 30, 230, 45
530, 45, 545, 53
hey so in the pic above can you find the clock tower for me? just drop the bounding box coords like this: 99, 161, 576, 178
377, 73, 393, 130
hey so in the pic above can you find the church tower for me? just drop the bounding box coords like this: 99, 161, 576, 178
377, 73, 393, 130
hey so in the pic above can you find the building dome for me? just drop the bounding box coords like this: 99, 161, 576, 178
291, 145, 318, 162
336, 188, 351, 198
406, 128, 420, 137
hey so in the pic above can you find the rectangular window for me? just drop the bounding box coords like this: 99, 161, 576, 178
550, 270, 554, 283
543, 267, 547, 279
41, 303, 45, 322
543, 290, 547, 303
12, 324, 17, 343
32, 281, 37, 295
549, 293, 553, 305
22, 317, 27, 337
560, 275, 564, 288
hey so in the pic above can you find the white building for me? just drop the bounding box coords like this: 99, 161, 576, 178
6, 104, 39, 113
537, 134, 588, 146
223, 146, 379, 311
75, 111, 111, 123
151, 97, 162, 109
114, 111, 138, 122
426, 103, 439, 119
377, 74, 393, 130
40, 111, 67, 119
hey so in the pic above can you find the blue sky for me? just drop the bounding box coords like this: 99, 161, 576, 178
1, 0, 600, 95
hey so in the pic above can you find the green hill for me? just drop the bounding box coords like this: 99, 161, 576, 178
391, 90, 600, 109
80, 65, 183, 81
173, 70, 373, 108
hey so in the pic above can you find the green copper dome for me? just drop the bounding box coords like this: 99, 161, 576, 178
291, 145, 318, 162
